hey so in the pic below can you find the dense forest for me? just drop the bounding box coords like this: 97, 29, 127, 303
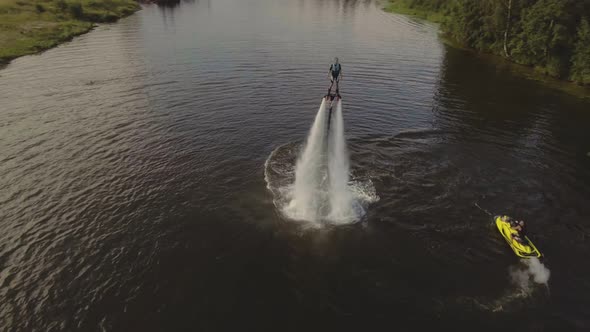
389, 0, 590, 85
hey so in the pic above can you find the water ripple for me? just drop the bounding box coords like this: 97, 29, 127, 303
1, 0, 590, 331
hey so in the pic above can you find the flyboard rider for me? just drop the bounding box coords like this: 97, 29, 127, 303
327, 57, 342, 99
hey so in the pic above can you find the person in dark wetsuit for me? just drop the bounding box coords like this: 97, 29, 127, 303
510, 219, 525, 233
327, 57, 342, 97
512, 233, 525, 244
510, 219, 527, 243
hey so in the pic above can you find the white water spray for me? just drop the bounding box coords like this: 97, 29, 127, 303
286, 98, 367, 224
288, 99, 330, 222
327, 100, 357, 223
509, 257, 550, 293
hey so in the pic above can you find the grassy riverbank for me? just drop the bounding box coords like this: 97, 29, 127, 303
0, 0, 139, 66
384, 0, 445, 23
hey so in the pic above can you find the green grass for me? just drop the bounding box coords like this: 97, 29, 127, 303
0, 0, 139, 65
384, 0, 445, 23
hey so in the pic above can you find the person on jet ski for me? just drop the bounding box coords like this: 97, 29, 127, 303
512, 232, 525, 244
509, 219, 527, 243
327, 57, 342, 97
510, 219, 526, 235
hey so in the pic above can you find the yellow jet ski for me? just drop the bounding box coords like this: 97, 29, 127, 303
495, 215, 542, 258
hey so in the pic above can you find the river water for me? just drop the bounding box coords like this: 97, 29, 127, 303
1, 0, 590, 330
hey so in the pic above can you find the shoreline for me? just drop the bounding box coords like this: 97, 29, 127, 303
0, 0, 141, 68
382, 0, 590, 99
382, 0, 444, 23
0, 23, 95, 68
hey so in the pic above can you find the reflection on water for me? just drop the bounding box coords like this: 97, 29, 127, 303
0, 0, 589, 330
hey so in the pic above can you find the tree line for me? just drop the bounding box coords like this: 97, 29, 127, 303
396, 0, 590, 85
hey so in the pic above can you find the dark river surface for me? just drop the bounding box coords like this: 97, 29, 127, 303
2, 0, 590, 330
